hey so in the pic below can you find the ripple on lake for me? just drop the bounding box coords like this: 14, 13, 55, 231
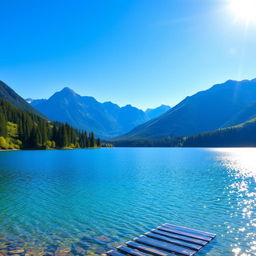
0, 148, 255, 255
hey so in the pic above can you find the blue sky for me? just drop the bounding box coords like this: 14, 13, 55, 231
1, 0, 256, 109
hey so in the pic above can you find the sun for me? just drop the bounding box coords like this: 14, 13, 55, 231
229, 0, 256, 24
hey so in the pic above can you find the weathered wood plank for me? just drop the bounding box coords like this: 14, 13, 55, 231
127, 241, 175, 256
163, 224, 216, 238
118, 246, 149, 256
134, 236, 197, 256
106, 250, 127, 256
158, 227, 212, 242
145, 232, 202, 251
151, 229, 207, 246
102, 223, 216, 256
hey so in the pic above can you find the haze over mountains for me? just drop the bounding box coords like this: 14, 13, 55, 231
28, 88, 170, 138
121, 78, 256, 139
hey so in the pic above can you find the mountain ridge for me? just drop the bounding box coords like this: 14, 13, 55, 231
120, 78, 256, 139
0, 80, 44, 117
28, 87, 170, 138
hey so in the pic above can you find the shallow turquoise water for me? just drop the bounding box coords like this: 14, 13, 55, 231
0, 148, 255, 255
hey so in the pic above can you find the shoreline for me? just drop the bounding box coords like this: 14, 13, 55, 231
0, 147, 101, 152
1, 146, 256, 152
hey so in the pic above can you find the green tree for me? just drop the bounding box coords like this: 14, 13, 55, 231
96, 138, 101, 147
88, 132, 95, 147
0, 113, 7, 137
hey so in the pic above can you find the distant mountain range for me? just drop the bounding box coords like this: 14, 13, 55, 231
120, 78, 256, 139
145, 105, 171, 120
2, 78, 256, 147
27, 88, 170, 138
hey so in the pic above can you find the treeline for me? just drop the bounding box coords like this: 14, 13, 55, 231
183, 118, 256, 147
0, 98, 100, 150
111, 118, 256, 147
110, 137, 183, 147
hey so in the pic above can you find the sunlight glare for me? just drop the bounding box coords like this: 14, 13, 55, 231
229, 0, 256, 24
212, 148, 256, 180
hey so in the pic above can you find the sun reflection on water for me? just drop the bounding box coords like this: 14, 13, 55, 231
212, 148, 256, 180
211, 148, 256, 255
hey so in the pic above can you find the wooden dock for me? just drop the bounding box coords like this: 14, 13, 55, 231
103, 223, 216, 256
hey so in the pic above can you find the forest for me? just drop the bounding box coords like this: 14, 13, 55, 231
0, 98, 100, 150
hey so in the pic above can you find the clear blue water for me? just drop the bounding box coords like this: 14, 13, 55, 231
0, 148, 255, 255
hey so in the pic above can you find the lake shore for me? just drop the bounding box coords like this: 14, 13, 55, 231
0, 147, 101, 151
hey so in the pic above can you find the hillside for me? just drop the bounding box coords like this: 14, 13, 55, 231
0, 80, 44, 117
224, 101, 256, 127
120, 78, 256, 139
183, 117, 256, 147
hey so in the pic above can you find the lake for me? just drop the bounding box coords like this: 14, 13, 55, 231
0, 148, 255, 255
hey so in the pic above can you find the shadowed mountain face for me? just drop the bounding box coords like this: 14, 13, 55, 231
29, 88, 170, 138
224, 101, 256, 127
0, 81, 43, 117
120, 78, 256, 139
183, 117, 256, 147
112, 116, 256, 147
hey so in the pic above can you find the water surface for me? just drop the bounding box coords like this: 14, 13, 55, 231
0, 148, 255, 255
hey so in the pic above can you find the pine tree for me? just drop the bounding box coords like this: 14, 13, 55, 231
0, 112, 7, 137
29, 127, 39, 148
58, 125, 68, 148
96, 138, 101, 147
88, 132, 95, 147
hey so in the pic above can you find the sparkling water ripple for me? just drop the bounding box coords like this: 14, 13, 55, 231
0, 148, 255, 255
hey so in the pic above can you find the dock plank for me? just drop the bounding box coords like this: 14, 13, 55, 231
102, 223, 216, 256
145, 232, 202, 251
118, 246, 149, 256
117, 246, 147, 256
127, 241, 175, 256
135, 236, 197, 256
151, 229, 207, 246
107, 250, 127, 256
158, 227, 212, 242
163, 224, 216, 238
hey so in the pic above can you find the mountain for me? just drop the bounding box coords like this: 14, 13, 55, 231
29, 87, 148, 138
120, 78, 256, 139
145, 105, 171, 120
0, 80, 43, 117
29, 88, 170, 139
26, 98, 47, 106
